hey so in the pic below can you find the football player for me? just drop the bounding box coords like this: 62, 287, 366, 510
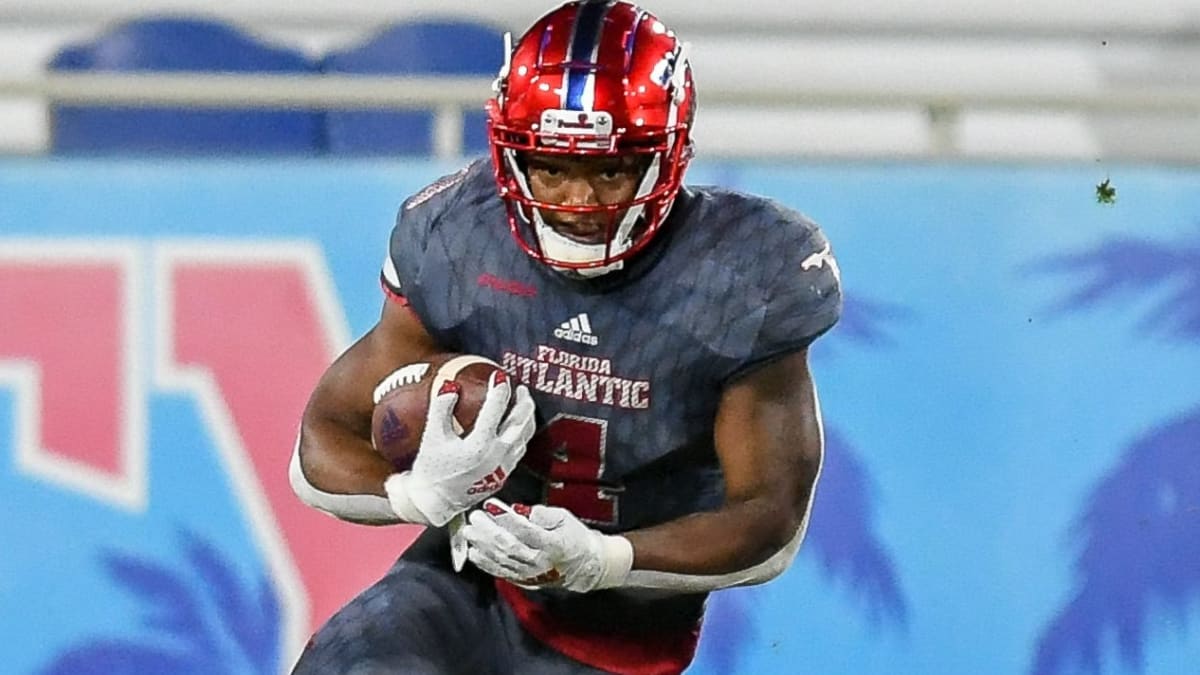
290, 1, 842, 673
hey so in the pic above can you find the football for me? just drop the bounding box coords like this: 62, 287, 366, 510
370, 353, 508, 472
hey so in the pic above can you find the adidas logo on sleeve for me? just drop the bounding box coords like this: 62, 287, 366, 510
554, 312, 599, 346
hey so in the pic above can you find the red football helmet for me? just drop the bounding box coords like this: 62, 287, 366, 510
487, 0, 696, 276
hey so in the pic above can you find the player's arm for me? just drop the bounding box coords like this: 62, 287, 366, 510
462, 348, 824, 593
293, 294, 538, 528
290, 299, 441, 524
623, 346, 821, 581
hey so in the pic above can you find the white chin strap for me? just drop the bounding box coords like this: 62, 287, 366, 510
505, 148, 663, 278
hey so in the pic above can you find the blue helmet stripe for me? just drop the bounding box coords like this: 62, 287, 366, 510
565, 2, 609, 110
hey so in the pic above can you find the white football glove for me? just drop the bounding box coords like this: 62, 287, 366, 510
385, 373, 536, 527
460, 498, 633, 593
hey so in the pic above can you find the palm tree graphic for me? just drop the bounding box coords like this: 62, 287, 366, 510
1030, 230, 1200, 675
41, 530, 280, 675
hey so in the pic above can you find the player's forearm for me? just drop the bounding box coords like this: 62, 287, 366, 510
289, 411, 407, 525
295, 328, 400, 499
298, 414, 394, 497
289, 349, 421, 526
623, 495, 801, 576
294, 302, 438, 500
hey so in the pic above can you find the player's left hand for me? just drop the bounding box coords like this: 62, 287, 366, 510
458, 498, 633, 593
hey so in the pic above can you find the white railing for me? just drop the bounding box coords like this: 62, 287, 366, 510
3, 71, 1200, 159
5, 0, 1200, 39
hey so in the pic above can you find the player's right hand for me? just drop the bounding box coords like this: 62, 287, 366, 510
384, 372, 535, 526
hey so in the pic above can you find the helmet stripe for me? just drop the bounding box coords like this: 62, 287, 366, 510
564, 1, 611, 110
623, 10, 647, 74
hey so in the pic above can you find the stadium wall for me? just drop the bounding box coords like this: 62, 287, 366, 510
1, 157, 1198, 674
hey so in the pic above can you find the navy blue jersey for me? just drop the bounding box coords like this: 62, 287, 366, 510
384, 159, 840, 529
381, 159, 841, 670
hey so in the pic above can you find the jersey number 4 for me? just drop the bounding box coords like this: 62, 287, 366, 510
522, 414, 619, 526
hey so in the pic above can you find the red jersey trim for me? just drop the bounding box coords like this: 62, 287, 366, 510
495, 580, 700, 675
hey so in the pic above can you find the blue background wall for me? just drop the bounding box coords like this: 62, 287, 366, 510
1, 158, 1197, 674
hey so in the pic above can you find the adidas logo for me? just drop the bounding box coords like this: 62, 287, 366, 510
554, 312, 599, 346
467, 466, 507, 496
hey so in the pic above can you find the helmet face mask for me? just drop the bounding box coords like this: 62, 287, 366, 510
487, 0, 695, 277
518, 152, 649, 239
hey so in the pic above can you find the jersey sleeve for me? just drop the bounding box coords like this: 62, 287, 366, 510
725, 214, 843, 382
379, 164, 473, 305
